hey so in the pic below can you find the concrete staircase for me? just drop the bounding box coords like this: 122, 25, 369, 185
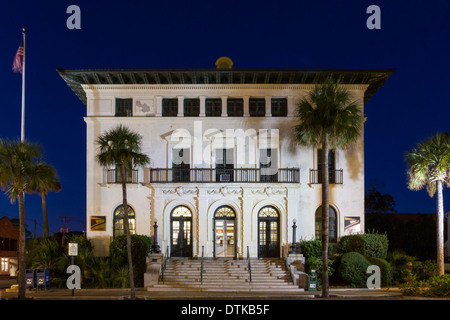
147, 258, 303, 292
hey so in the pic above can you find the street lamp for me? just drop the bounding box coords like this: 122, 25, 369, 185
152, 219, 161, 253
291, 219, 298, 254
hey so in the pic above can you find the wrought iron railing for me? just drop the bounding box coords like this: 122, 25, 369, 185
282, 246, 291, 284
247, 246, 252, 283
309, 169, 343, 184
200, 246, 204, 284
106, 169, 139, 184
149, 168, 300, 183
160, 245, 169, 282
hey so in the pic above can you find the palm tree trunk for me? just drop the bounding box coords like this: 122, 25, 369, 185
321, 135, 330, 298
436, 180, 445, 276
18, 191, 26, 300
119, 164, 136, 300
41, 192, 49, 238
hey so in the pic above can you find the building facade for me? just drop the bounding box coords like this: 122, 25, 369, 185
0, 216, 19, 276
59, 60, 393, 257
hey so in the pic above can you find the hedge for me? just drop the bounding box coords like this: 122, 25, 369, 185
338, 232, 388, 259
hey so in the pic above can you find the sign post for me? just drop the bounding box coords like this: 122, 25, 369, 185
68, 243, 78, 296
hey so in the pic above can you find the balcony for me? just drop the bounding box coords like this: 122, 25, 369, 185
309, 169, 343, 184
105, 169, 139, 184
149, 168, 300, 183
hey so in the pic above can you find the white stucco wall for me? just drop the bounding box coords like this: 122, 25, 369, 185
82, 84, 368, 257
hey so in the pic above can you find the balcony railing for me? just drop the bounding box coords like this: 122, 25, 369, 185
149, 168, 300, 183
309, 169, 343, 184
106, 169, 139, 184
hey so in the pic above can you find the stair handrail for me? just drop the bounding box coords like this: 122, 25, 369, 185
200, 245, 204, 284
161, 245, 169, 282
247, 246, 252, 282
282, 245, 291, 283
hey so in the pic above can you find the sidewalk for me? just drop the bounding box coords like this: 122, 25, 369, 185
1, 286, 443, 300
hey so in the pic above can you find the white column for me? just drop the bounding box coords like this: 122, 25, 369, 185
199, 96, 206, 117
265, 96, 272, 117
156, 96, 162, 117
287, 95, 294, 116
221, 96, 228, 117
177, 96, 184, 117
243, 96, 250, 117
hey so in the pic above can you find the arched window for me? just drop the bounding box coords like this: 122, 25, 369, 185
113, 205, 136, 238
315, 206, 337, 243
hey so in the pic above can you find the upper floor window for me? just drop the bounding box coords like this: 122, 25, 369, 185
227, 98, 243, 117
115, 98, 133, 117
162, 98, 178, 117
184, 99, 200, 117
271, 98, 287, 117
206, 98, 222, 117
249, 98, 266, 117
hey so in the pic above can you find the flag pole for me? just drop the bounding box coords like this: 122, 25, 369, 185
21, 27, 26, 142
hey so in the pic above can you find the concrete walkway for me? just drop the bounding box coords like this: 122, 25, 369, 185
1, 286, 448, 300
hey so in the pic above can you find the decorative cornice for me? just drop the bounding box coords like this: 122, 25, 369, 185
57, 68, 394, 106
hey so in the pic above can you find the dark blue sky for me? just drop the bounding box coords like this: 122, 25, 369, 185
1, 0, 449, 236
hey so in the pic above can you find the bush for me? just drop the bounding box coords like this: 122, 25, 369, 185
424, 274, 450, 297
366, 257, 392, 287
110, 234, 151, 286
338, 252, 371, 288
338, 232, 388, 259
300, 239, 333, 259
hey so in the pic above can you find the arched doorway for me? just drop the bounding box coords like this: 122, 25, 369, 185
214, 206, 236, 258
170, 206, 193, 257
258, 206, 280, 258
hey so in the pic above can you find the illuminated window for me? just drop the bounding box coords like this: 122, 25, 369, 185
113, 205, 136, 238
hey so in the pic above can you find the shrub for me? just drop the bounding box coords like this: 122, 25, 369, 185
366, 256, 392, 287
305, 256, 334, 285
424, 274, 450, 297
338, 252, 371, 288
399, 270, 420, 296
110, 234, 152, 286
338, 235, 365, 256
300, 239, 333, 259
338, 232, 388, 259
300, 239, 322, 259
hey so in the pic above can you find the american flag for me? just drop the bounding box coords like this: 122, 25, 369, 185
12, 40, 24, 74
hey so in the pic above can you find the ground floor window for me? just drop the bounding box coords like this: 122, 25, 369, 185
1, 258, 9, 273
113, 204, 136, 238
315, 205, 338, 243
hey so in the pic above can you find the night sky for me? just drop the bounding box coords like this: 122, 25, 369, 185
0, 0, 449, 236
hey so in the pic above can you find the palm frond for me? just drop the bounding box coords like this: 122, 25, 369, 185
406, 132, 450, 196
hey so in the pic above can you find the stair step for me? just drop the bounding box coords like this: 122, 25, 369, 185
151, 258, 301, 293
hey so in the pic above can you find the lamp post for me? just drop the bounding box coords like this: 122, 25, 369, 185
152, 220, 161, 253
291, 219, 298, 254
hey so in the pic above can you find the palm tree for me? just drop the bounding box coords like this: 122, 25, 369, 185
96, 124, 150, 299
0, 139, 42, 300
27, 161, 61, 237
293, 81, 363, 298
406, 132, 450, 276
